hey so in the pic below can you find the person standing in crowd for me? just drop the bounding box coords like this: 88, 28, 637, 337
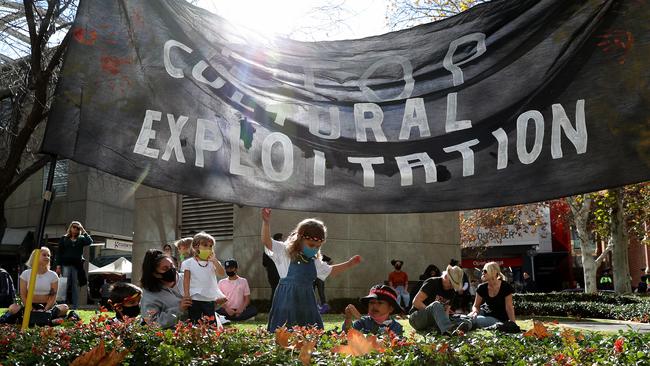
262, 233, 282, 303
343, 284, 404, 336
181, 232, 226, 323
56, 221, 92, 309
174, 237, 193, 263
0, 247, 72, 325
261, 208, 362, 332
468, 262, 517, 329
522, 272, 536, 292
599, 268, 614, 291
217, 259, 257, 321
408, 265, 471, 335
388, 259, 409, 311
140, 249, 192, 329
637, 268, 650, 293
314, 254, 332, 314
162, 243, 177, 267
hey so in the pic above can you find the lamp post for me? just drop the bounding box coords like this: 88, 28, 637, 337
526, 246, 539, 282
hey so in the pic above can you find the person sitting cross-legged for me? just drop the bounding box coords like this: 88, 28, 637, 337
408, 265, 472, 336
343, 284, 404, 336
217, 259, 257, 321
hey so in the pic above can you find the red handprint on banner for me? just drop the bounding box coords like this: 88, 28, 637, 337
595, 29, 634, 65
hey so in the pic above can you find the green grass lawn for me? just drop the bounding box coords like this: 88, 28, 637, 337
0, 308, 624, 335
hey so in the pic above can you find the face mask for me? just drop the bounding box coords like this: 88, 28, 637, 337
178, 254, 185, 262
226, 270, 236, 277
160, 267, 177, 282
118, 305, 141, 319
198, 249, 212, 261
395, 265, 402, 270
302, 246, 318, 259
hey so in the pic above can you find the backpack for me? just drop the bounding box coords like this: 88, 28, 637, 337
0, 269, 16, 307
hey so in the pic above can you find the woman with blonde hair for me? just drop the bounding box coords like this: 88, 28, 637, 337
468, 261, 517, 330
0, 247, 71, 325
57, 221, 93, 309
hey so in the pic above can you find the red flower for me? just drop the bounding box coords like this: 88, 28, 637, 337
614, 337, 624, 353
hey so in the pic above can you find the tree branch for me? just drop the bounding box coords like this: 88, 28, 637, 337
595, 239, 613, 265
23, 0, 39, 72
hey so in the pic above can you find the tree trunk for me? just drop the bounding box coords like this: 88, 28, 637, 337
566, 196, 599, 293
581, 247, 599, 293
610, 188, 632, 293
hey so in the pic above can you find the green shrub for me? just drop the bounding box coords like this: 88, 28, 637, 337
514, 293, 650, 322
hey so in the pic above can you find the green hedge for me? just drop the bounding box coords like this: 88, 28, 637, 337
514, 293, 650, 322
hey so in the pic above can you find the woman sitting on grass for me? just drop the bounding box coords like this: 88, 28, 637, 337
0, 247, 75, 325
468, 261, 518, 331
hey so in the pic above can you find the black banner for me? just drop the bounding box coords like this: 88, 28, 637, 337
42, 0, 650, 213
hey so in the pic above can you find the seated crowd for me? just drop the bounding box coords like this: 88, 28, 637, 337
1, 221, 519, 337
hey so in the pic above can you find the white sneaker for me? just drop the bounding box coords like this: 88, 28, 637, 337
218, 314, 230, 325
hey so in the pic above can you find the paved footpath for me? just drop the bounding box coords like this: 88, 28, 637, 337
557, 319, 650, 333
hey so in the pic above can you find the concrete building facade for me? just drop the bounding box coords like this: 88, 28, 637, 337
3, 162, 460, 304
131, 186, 461, 300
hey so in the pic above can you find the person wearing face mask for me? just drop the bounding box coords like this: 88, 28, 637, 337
343, 284, 404, 336
140, 249, 193, 329
107, 282, 143, 321
388, 259, 409, 311
261, 208, 363, 332
181, 232, 226, 323
216, 259, 257, 321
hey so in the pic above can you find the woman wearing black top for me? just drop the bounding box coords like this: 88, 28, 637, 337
468, 261, 517, 329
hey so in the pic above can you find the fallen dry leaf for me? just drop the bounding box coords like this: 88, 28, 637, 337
299, 340, 316, 365
96, 349, 130, 366
70, 339, 106, 366
275, 326, 291, 349
331, 329, 385, 356
523, 320, 551, 339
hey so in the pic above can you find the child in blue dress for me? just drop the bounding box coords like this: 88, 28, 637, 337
261, 208, 362, 332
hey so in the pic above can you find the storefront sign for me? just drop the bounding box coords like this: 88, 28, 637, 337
462, 257, 524, 268
105, 239, 132, 252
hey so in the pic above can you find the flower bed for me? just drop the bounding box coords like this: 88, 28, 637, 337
1, 315, 649, 365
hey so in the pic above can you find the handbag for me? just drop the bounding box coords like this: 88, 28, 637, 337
29, 310, 53, 326
56, 277, 67, 302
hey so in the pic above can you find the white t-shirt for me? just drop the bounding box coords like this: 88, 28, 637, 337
264, 239, 332, 281
218, 277, 250, 312
180, 257, 225, 301
20, 269, 58, 296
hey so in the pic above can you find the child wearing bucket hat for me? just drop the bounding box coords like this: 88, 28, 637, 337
342, 284, 404, 336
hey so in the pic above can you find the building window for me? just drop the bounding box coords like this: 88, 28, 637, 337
181, 196, 233, 240
43, 159, 68, 197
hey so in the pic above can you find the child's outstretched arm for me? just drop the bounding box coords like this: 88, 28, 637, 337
261, 208, 272, 251
330, 255, 362, 277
